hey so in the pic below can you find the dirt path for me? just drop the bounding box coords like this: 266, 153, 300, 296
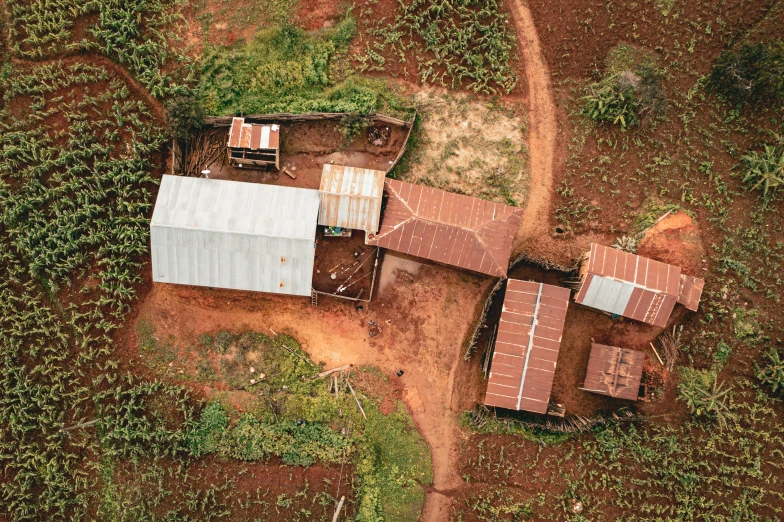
507, 0, 558, 241
136, 256, 491, 522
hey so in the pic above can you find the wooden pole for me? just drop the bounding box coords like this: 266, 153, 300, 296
61, 419, 99, 432
316, 364, 352, 379
649, 342, 664, 365
332, 496, 345, 522
347, 380, 367, 420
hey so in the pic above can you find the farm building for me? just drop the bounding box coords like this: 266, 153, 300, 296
574, 243, 705, 327
366, 179, 522, 277
318, 164, 385, 235
150, 175, 319, 296
580, 343, 644, 400
484, 280, 571, 413
227, 117, 280, 169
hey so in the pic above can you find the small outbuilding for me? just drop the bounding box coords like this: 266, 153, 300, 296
367, 179, 522, 277
318, 164, 385, 235
580, 343, 644, 400
485, 280, 571, 413
227, 117, 280, 169
150, 175, 319, 296
574, 243, 704, 327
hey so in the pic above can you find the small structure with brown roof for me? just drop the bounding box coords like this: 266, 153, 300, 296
318, 164, 385, 235
574, 243, 705, 327
366, 179, 522, 277
484, 280, 571, 413
227, 117, 280, 170
580, 343, 644, 400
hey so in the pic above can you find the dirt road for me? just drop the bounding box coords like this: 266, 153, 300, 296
508, 0, 558, 241
137, 254, 491, 522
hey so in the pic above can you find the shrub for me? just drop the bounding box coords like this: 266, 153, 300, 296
165, 93, 205, 141
581, 79, 640, 129
186, 402, 229, 457
678, 369, 736, 430
709, 42, 784, 104
756, 349, 784, 394
741, 142, 784, 200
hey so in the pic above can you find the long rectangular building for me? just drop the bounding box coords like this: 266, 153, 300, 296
485, 280, 571, 413
150, 175, 319, 296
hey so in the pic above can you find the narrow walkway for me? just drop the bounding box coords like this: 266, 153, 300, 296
508, 0, 558, 242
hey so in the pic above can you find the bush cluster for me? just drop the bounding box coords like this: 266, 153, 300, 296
709, 42, 784, 105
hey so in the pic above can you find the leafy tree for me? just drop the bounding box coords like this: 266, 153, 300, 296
165, 93, 205, 141
709, 42, 784, 104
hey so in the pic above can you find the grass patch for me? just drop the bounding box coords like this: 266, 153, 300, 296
199, 17, 412, 117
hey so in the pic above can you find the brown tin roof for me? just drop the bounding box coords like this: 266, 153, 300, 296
677, 273, 704, 311
227, 117, 280, 150
366, 179, 522, 277
485, 280, 571, 413
574, 243, 703, 327
581, 343, 644, 400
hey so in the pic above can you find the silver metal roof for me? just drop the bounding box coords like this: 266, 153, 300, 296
318, 164, 384, 234
579, 275, 635, 316
150, 175, 319, 296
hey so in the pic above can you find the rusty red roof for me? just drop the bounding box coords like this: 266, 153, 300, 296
581, 343, 644, 400
677, 274, 704, 311
366, 179, 522, 277
485, 280, 571, 413
575, 243, 703, 327
227, 117, 280, 150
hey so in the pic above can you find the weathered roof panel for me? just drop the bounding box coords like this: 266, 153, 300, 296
318, 164, 385, 234
367, 179, 522, 277
227, 117, 280, 150
582, 343, 644, 400
576, 243, 702, 326
150, 175, 319, 296
485, 280, 571, 413
678, 274, 705, 311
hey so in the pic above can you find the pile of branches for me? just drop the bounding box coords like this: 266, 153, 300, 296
177, 128, 226, 177
464, 279, 504, 361
468, 404, 647, 435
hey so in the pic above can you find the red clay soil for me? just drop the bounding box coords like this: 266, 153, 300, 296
129, 254, 493, 521
294, 0, 343, 31
313, 230, 379, 298
206, 120, 406, 189
637, 212, 707, 278
113, 455, 356, 520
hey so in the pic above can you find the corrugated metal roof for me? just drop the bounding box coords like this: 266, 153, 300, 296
582, 343, 644, 400
366, 179, 522, 277
318, 164, 385, 234
227, 117, 280, 150
485, 280, 571, 413
575, 243, 696, 327
677, 273, 704, 311
150, 175, 319, 296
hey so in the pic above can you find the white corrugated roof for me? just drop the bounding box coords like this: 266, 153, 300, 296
152, 175, 318, 239
150, 175, 319, 296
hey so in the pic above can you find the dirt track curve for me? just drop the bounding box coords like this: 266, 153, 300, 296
419, 1, 559, 520
509, 0, 558, 242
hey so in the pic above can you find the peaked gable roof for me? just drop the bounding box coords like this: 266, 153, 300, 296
366, 179, 522, 277
485, 280, 571, 413
575, 243, 704, 327
582, 343, 644, 400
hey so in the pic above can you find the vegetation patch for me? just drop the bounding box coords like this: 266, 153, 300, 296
394, 92, 529, 205
199, 17, 412, 117
356, 0, 518, 94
